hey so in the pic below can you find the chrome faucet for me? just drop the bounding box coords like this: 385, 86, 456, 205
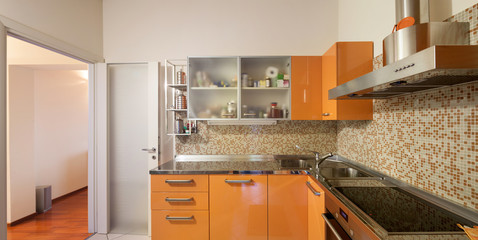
295, 145, 333, 168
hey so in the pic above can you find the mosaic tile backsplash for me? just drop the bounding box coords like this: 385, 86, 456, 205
337, 3, 478, 211
175, 120, 337, 155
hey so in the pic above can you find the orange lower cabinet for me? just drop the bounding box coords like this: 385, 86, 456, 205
209, 175, 268, 240
268, 175, 308, 240
307, 177, 326, 240
151, 192, 209, 210
152, 210, 209, 240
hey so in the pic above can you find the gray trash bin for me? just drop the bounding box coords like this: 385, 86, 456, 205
36, 185, 52, 213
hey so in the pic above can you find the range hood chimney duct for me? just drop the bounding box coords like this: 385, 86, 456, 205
395, 0, 429, 25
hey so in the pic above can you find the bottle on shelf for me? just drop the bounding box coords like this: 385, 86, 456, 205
175, 116, 184, 134
269, 102, 283, 118
176, 68, 186, 84
175, 90, 187, 109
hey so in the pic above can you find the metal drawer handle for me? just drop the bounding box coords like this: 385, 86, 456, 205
306, 181, 321, 196
225, 179, 252, 183
165, 215, 194, 221
165, 197, 194, 202
243, 113, 256, 116
322, 113, 330, 116
322, 213, 344, 240
165, 179, 193, 184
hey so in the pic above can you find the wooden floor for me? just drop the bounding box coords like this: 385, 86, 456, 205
7, 188, 91, 240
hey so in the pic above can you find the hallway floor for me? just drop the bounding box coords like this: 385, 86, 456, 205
7, 188, 91, 240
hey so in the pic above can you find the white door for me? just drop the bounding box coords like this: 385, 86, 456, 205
102, 62, 159, 235
0, 20, 7, 240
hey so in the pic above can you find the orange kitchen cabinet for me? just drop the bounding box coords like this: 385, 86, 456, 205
151, 174, 209, 240
268, 175, 308, 240
151, 174, 208, 192
209, 175, 268, 240
322, 42, 374, 120
307, 176, 326, 240
291, 56, 323, 120
151, 192, 209, 210
152, 210, 209, 240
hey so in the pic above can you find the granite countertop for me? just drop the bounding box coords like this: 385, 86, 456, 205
149, 154, 318, 175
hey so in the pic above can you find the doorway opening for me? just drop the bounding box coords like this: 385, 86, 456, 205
5, 35, 90, 239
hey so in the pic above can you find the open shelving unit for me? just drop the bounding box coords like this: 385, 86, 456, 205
164, 59, 196, 136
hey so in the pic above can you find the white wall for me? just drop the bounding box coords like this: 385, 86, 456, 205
7, 66, 88, 223
338, 0, 478, 56
103, 0, 339, 62
0, 0, 103, 57
34, 69, 89, 199
7, 66, 35, 223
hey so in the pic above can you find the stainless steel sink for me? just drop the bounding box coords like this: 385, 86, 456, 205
278, 159, 312, 170
319, 167, 372, 179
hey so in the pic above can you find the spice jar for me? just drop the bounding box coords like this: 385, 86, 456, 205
269, 102, 282, 118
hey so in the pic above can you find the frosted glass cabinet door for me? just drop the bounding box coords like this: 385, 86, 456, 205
188, 57, 238, 119
240, 57, 291, 120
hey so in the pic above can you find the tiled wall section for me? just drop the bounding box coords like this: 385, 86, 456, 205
176, 120, 337, 155
338, 3, 478, 210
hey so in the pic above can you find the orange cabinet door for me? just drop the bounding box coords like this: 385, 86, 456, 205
151, 192, 209, 210
322, 42, 373, 120
151, 174, 208, 192
291, 56, 322, 120
209, 175, 267, 240
152, 210, 209, 240
307, 177, 326, 240
268, 175, 308, 240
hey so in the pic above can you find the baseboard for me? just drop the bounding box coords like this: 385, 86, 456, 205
52, 186, 88, 204
7, 212, 38, 227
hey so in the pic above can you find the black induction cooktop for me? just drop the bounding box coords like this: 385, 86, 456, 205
335, 187, 476, 233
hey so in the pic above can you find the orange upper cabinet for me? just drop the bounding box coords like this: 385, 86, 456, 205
322, 42, 374, 120
291, 56, 322, 120
268, 175, 308, 240
209, 175, 268, 240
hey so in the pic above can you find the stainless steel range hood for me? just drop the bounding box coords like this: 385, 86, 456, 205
329, 0, 478, 100
329, 45, 478, 99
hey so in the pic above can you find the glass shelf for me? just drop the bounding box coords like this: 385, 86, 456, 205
190, 87, 238, 90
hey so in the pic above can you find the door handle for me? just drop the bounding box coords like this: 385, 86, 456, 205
225, 179, 252, 183
306, 181, 321, 196
141, 147, 156, 153
322, 213, 345, 240
165, 215, 194, 221
165, 197, 194, 202
165, 179, 194, 184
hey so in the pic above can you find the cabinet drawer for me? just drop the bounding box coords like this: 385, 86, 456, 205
152, 210, 209, 240
151, 175, 208, 192
152, 192, 208, 210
